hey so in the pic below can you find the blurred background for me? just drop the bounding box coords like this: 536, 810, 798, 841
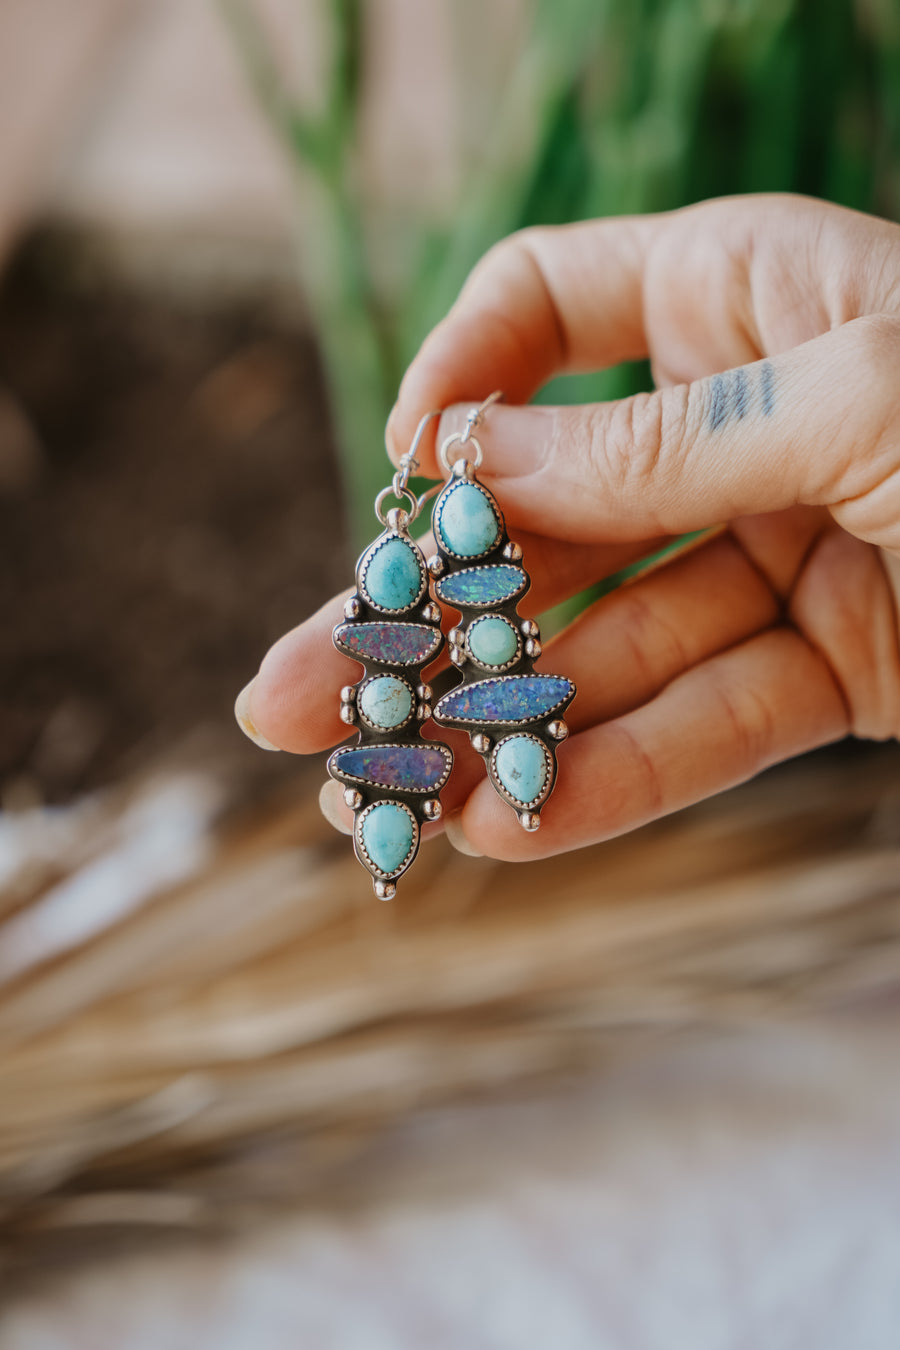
1, 1, 900, 1345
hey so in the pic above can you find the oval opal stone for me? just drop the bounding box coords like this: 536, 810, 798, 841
334, 622, 441, 667
493, 735, 549, 804
360, 802, 416, 875
359, 676, 413, 729
467, 616, 519, 668
433, 674, 575, 725
361, 537, 423, 611
435, 564, 527, 608
435, 482, 500, 558
329, 743, 451, 792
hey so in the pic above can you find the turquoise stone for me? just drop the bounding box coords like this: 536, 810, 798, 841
435, 482, 500, 558
435, 565, 527, 608
359, 676, 413, 728
493, 735, 549, 804
467, 616, 519, 668
334, 622, 441, 667
360, 802, 415, 875
330, 743, 451, 792
433, 674, 575, 725
361, 537, 423, 611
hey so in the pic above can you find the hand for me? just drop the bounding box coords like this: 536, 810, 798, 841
237, 194, 900, 861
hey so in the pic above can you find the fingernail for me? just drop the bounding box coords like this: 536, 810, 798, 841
444, 812, 483, 858
318, 779, 353, 835
447, 403, 553, 478
234, 680, 280, 751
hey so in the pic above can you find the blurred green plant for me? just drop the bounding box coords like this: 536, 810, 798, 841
221, 0, 900, 551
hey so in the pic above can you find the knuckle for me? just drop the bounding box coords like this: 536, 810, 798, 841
584, 384, 693, 507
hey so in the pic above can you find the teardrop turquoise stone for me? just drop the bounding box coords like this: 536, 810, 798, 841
433, 674, 575, 725
467, 616, 518, 667
435, 565, 527, 608
359, 676, 413, 728
493, 735, 549, 804
361, 537, 423, 611
435, 482, 500, 558
360, 802, 415, 875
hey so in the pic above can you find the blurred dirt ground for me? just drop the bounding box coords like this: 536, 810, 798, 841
0, 232, 346, 804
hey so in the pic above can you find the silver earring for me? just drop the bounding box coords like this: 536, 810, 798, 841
327, 413, 452, 898
428, 393, 575, 831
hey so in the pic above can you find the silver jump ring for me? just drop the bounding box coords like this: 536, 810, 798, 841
439, 430, 483, 476
375, 483, 419, 526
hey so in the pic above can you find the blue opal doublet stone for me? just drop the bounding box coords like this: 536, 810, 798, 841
334, 622, 441, 667
359, 676, 413, 729
360, 536, 424, 611
359, 802, 416, 876
434, 674, 575, 725
435, 564, 527, 608
435, 482, 500, 558
467, 615, 519, 668
493, 735, 549, 804
330, 743, 451, 793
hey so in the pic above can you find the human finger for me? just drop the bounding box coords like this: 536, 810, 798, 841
386, 214, 660, 468
238, 533, 661, 754
433, 316, 900, 553
450, 625, 849, 861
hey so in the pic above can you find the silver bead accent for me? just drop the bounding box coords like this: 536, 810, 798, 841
416, 702, 431, 720
520, 618, 540, 638
340, 685, 357, 704
503, 540, 523, 562
448, 627, 464, 648
339, 704, 357, 725
547, 719, 569, 741
427, 554, 444, 578
344, 596, 362, 620
343, 788, 363, 809
421, 601, 442, 624
416, 683, 432, 701
519, 812, 541, 832
452, 458, 475, 479
525, 637, 542, 659
471, 732, 491, 754
450, 647, 465, 665
374, 880, 396, 901
386, 506, 410, 533
422, 798, 442, 820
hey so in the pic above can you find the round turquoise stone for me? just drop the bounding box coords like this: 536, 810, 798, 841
359, 676, 413, 729
493, 735, 549, 804
436, 483, 500, 558
468, 616, 519, 668
362, 537, 423, 611
360, 802, 415, 875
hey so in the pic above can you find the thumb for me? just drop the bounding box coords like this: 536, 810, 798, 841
438, 315, 900, 554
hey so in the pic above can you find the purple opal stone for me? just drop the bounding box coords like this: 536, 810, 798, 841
334, 622, 442, 666
433, 674, 575, 725
329, 743, 452, 792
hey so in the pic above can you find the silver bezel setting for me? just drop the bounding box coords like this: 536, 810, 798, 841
488, 733, 555, 812
329, 741, 453, 794
464, 614, 523, 673
357, 530, 427, 614
356, 675, 415, 733
434, 563, 528, 610
433, 479, 503, 561
355, 801, 419, 880
333, 621, 442, 668
433, 673, 576, 728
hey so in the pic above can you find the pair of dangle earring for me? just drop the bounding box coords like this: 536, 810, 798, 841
329, 393, 576, 897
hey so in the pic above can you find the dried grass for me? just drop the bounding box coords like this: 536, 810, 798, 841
1, 741, 898, 1259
